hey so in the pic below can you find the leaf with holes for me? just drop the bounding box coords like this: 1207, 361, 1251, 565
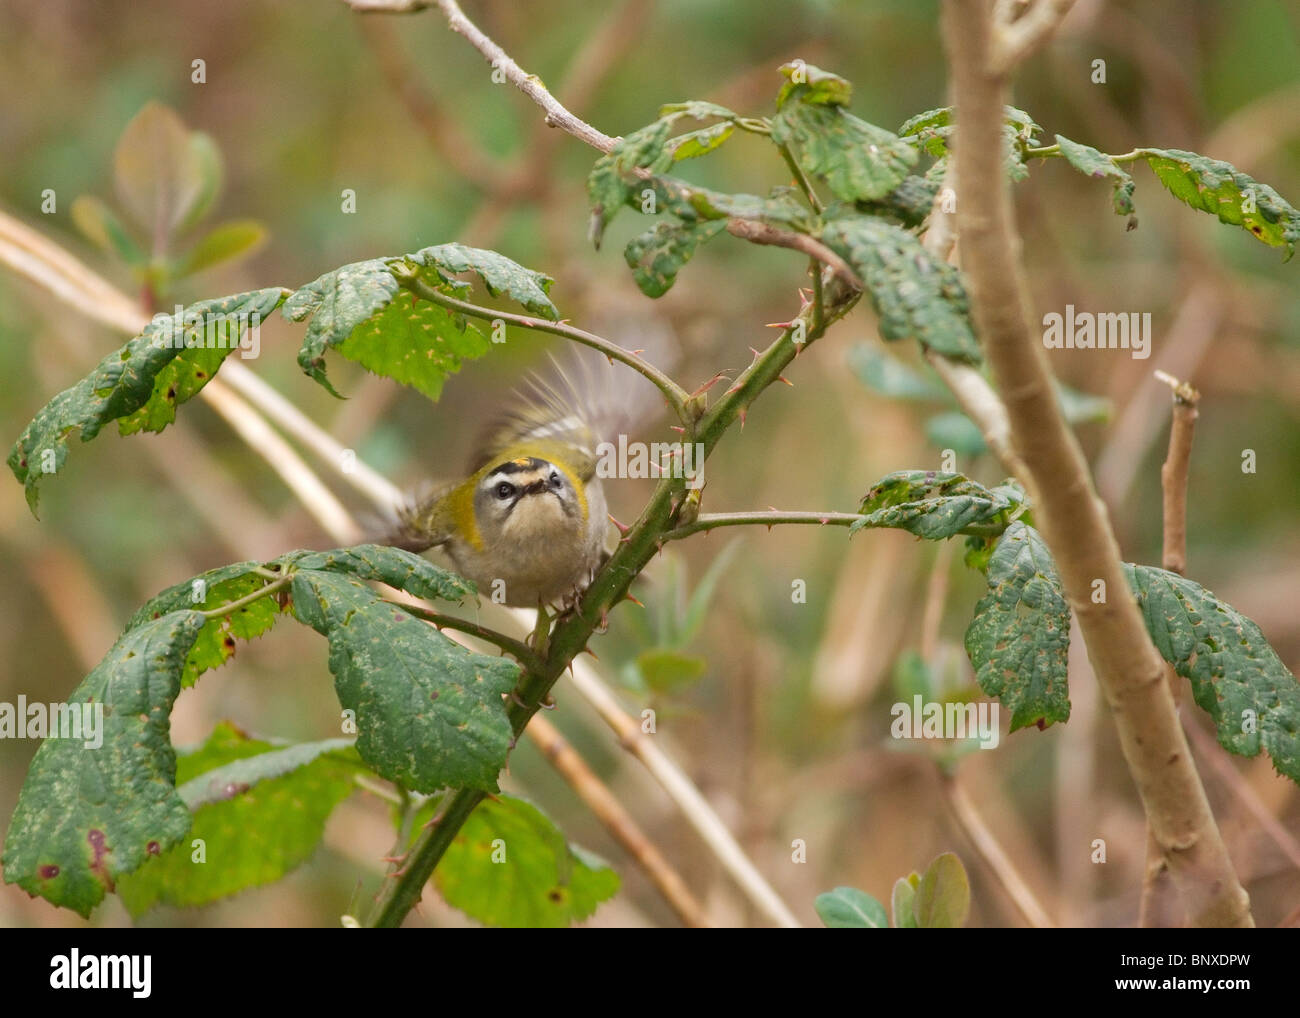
1126, 565, 1300, 782
854, 470, 1024, 539
8, 287, 285, 513
624, 219, 725, 297
820, 213, 980, 362
435, 795, 619, 927
1, 611, 206, 916
965, 522, 1071, 731
772, 101, 917, 202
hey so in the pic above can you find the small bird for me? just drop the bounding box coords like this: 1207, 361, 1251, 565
389, 356, 630, 609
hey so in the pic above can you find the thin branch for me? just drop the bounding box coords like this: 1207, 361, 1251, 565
524, 712, 712, 928
198, 576, 291, 619
393, 267, 692, 420
942, 775, 1055, 928
724, 220, 860, 290
663, 510, 863, 542
942, 0, 1251, 927
384, 600, 544, 672
431, 0, 619, 154
1155, 370, 1200, 577
988, 0, 1077, 76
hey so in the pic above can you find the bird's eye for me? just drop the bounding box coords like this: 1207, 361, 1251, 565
495, 482, 515, 500
549, 471, 562, 489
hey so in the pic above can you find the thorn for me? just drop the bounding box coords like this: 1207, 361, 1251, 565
380, 853, 409, 865
669, 425, 685, 435
632, 348, 645, 356
691, 373, 728, 397
738, 407, 747, 429
607, 513, 631, 535
777, 374, 793, 386
582, 645, 601, 661
749, 346, 762, 363
624, 592, 644, 607
509, 690, 529, 709
539, 695, 557, 710
724, 383, 743, 396
765, 319, 794, 329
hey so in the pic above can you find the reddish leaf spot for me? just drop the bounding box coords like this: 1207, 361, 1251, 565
39, 864, 59, 879
147, 841, 161, 855
548, 890, 564, 903
430, 690, 439, 701
166, 386, 176, 399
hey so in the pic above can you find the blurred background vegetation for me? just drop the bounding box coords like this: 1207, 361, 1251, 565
1, 0, 1297, 927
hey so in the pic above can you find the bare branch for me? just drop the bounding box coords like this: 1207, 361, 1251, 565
989, 0, 1077, 75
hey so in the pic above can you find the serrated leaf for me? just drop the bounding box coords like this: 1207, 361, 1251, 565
113, 102, 209, 247
1125, 565, 1300, 782
776, 62, 853, 108
623, 219, 724, 297
1055, 135, 1136, 220
814, 886, 888, 928
1137, 148, 1300, 257
8, 287, 285, 512
435, 795, 619, 927
913, 852, 970, 928
285, 244, 550, 400
853, 470, 1022, 539
891, 877, 918, 928
1, 611, 206, 916
284, 543, 476, 602
820, 213, 980, 362
587, 120, 673, 247
290, 570, 519, 793
127, 562, 287, 688
639, 176, 814, 232
70, 195, 146, 266
848, 344, 948, 401
659, 99, 742, 122
772, 102, 917, 202
116, 723, 359, 915
964, 522, 1071, 731
175, 219, 267, 278
408, 243, 558, 320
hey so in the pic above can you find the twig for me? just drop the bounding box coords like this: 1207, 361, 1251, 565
524, 712, 712, 928
385, 600, 544, 672
988, 0, 1077, 75
724, 220, 860, 289
431, 0, 619, 154
942, 775, 1055, 927
942, 0, 1251, 927
395, 270, 692, 421
553, 647, 802, 928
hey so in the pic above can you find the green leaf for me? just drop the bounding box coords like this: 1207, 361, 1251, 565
635, 648, 708, 694
899, 105, 1041, 182
116, 724, 359, 915
284, 543, 477, 603
775, 61, 853, 108
1125, 565, 1300, 782
668, 121, 736, 161
112, 102, 211, 247
820, 213, 981, 362
587, 121, 673, 247
435, 795, 619, 927
638, 176, 813, 231
70, 195, 146, 266
408, 243, 558, 320
814, 886, 888, 928
658, 100, 742, 122
1137, 148, 1300, 257
1, 611, 206, 917
289, 570, 519, 793
1054, 135, 1136, 221
772, 102, 917, 202
891, 875, 919, 928
8, 287, 286, 512
853, 470, 1023, 539
913, 852, 970, 928
127, 562, 287, 688
964, 522, 1072, 731
175, 219, 267, 278
285, 244, 551, 400
857, 160, 948, 229
623, 219, 725, 297
848, 344, 948, 401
